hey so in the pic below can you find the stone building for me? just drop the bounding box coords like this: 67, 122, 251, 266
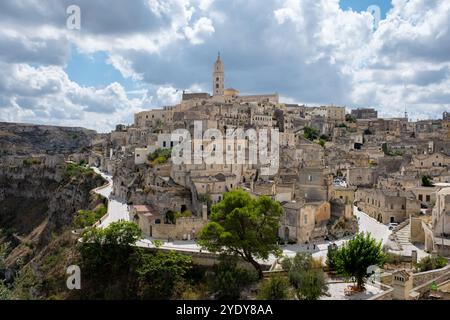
346, 167, 375, 187
355, 188, 421, 224
351, 108, 378, 120
280, 201, 331, 244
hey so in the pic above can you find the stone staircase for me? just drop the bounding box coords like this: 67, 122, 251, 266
392, 221, 411, 250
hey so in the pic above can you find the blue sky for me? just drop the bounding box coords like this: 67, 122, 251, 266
0, 0, 449, 132
340, 0, 392, 18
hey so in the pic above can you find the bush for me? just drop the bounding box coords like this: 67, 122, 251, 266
258, 275, 291, 300
421, 175, 434, 187
73, 204, 107, 228
23, 158, 42, 166
209, 256, 258, 300
303, 127, 319, 141
282, 253, 328, 300
416, 255, 448, 272
291, 269, 328, 300
148, 148, 172, 165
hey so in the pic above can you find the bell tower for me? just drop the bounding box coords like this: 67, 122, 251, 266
213, 52, 224, 96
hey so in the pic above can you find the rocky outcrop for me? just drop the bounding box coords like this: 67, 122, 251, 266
0, 155, 105, 269
0, 122, 97, 156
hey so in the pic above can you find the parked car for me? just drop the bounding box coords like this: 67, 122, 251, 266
388, 223, 399, 230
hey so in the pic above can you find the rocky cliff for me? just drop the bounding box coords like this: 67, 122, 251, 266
0, 122, 106, 299
0, 122, 97, 156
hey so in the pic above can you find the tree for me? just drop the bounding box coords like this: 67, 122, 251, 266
326, 244, 339, 271
198, 190, 283, 278
293, 269, 328, 300
258, 275, 291, 300
136, 250, 192, 299
283, 253, 328, 300
303, 127, 319, 141
209, 255, 258, 299
421, 175, 434, 187
79, 221, 142, 276
335, 232, 386, 291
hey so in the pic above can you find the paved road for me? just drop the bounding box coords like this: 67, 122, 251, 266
92, 167, 130, 228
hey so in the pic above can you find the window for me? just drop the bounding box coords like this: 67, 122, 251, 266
419, 195, 423, 201
304, 214, 307, 225
426, 195, 431, 202
308, 175, 313, 181
163, 141, 166, 148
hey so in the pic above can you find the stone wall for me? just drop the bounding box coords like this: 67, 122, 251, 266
410, 217, 425, 243
152, 217, 206, 240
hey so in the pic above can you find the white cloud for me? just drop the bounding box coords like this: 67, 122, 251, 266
184, 17, 215, 45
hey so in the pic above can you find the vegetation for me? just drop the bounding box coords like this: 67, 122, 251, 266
147, 148, 172, 166
208, 255, 258, 299
79, 221, 194, 299
334, 233, 386, 290
22, 158, 42, 166
318, 139, 326, 148
421, 175, 434, 187
416, 255, 448, 272
282, 253, 328, 300
345, 115, 357, 123
73, 204, 107, 228
65, 162, 95, 179
198, 189, 283, 278
257, 275, 291, 300
382, 143, 404, 157
166, 210, 192, 224
326, 244, 339, 271
303, 126, 320, 141
136, 250, 192, 299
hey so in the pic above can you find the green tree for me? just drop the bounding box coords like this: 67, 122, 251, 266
335, 232, 386, 290
326, 244, 339, 271
303, 127, 319, 141
136, 250, 192, 299
421, 175, 434, 187
198, 190, 283, 278
283, 253, 328, 300
292, 269, 328, 300
258, 275, 291, 300
79, 221, 142, 277
209, 255, 258, 299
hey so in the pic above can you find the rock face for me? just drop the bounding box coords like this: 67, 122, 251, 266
0, 122, 105, 282
0, 155, 105, 265
0, 122, 97, 156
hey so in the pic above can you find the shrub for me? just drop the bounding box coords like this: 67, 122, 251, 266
258, 275, 291, 300
209, 255, 258, 300
282, 253, 328, 300
291, 269, 328, 300
416, 255, 447, 272
421, 175, 434, 187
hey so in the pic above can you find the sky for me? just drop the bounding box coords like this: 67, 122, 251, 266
0, 0, 449, 132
